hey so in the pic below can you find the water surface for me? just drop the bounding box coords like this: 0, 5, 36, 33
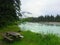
19, 22, 60, 34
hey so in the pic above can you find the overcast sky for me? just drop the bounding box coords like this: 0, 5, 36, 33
20, 0, 60, 17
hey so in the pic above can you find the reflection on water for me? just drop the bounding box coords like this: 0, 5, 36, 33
19, 22, 60, 35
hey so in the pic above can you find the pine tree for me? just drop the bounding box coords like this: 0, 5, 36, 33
0, 0, 21, 27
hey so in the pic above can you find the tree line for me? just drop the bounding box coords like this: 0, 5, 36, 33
21, 15, 60, 22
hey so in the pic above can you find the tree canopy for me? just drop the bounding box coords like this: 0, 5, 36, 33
0, 0, 21, 27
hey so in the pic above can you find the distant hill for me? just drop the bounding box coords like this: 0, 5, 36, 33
21, 11, 32, 15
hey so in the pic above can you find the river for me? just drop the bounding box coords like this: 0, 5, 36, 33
19, 22, 60, 35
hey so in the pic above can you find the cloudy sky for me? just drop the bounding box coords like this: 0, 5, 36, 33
20, 0, 60, 17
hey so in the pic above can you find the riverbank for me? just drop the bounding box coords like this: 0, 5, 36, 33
0, 25, 60, 45
38, 22, 60, 25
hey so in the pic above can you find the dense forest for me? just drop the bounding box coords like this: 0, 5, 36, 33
21, 15, 60, 22
0, 0, 21, 27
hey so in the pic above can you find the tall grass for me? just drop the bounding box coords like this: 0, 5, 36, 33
0, 25, 60, 45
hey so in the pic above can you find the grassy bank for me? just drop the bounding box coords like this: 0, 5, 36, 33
0, 25, 60, 45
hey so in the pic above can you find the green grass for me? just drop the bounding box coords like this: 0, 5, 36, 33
0, 25, 60, 45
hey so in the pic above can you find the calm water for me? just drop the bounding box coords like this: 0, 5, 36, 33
19, 22, 60, 34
